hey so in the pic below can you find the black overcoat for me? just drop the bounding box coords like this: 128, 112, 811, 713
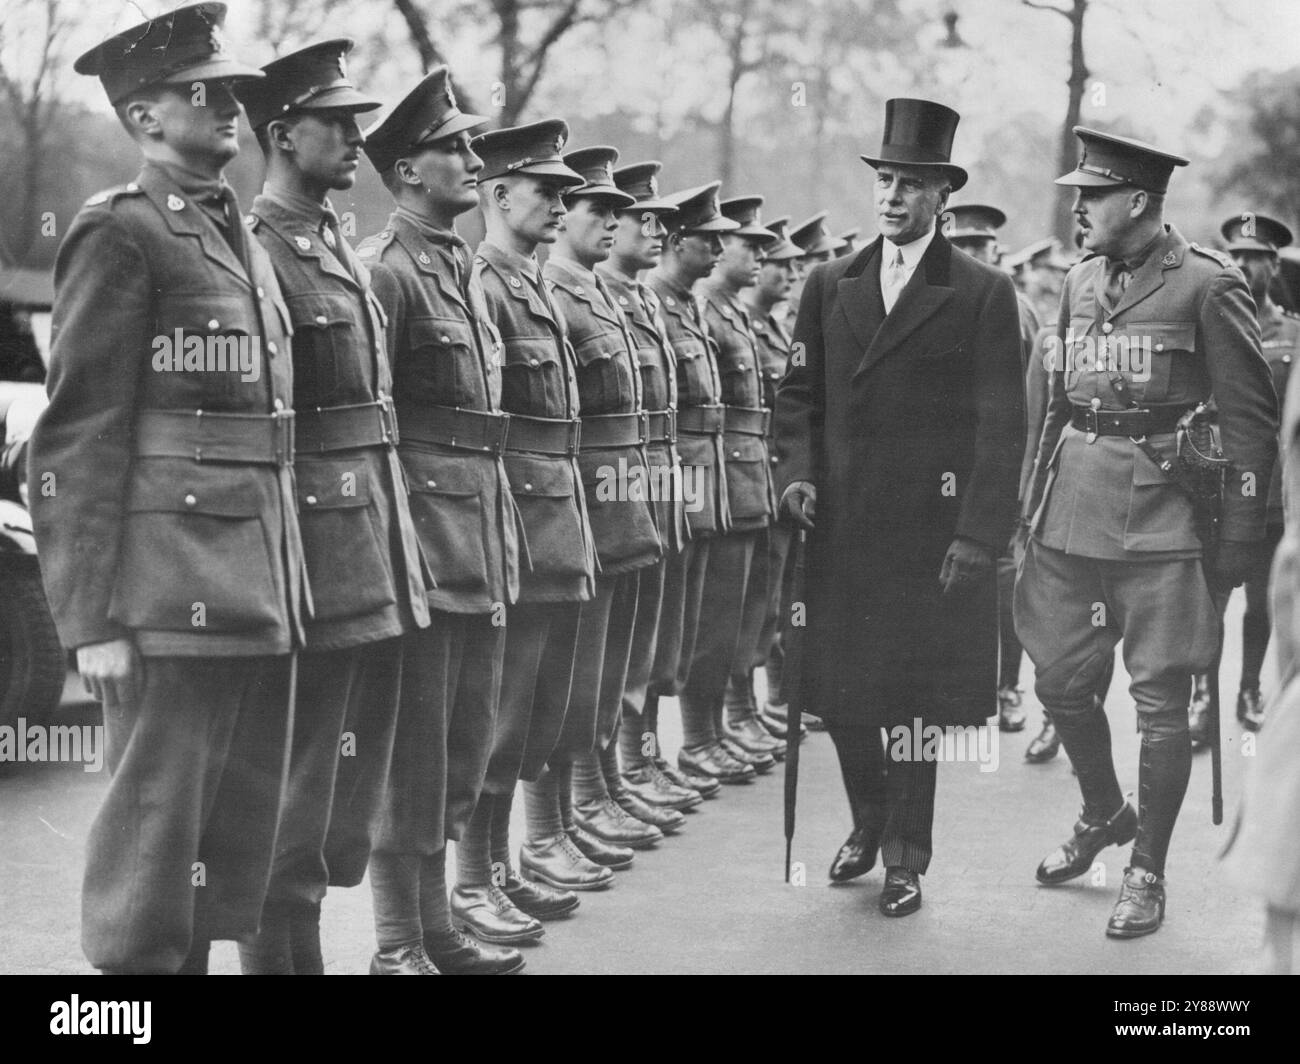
773, 232, 1024, 729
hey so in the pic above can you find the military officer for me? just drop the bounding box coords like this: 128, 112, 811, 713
30, 2, 305, 974
785, 210, 845, 329
835, 227, 861, 259
455, 120, 601, 941
700, 194, 785, 773
1017, 128, 1277, 937
1187, 212, 1299, 737
647, 184, 752, 785
597, 162, 707, 811
232, 39, 430, 976
355, 67, 525, 975
539, 145, 673, 868
945, 202, 1041, 734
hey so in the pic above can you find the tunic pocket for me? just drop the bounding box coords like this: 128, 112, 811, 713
504, 454, 591, 579
405, 456, 490, 593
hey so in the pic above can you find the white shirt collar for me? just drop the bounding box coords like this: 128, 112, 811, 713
881, 222, 937, 270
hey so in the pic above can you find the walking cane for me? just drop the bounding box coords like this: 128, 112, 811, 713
783, 529, 808, 882
1208, 619, 1224, 826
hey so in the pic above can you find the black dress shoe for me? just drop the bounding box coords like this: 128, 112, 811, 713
370, 942, 439, 975
655, 755, 721, 798
1024, 719, 1061, 763
998, 686, 1027, 732
424, 927, 525, 975
828, 825, 879, 883
678, 743, 754, 784
1188, 675, 1212, 747
614, 790, 685, 833
521, 833, 615, 891
569, 825, 634, 870
1035, 801, 1138, 885
574, 795, 664, 848
879, 867, 922, 917
450, 884, 547, 944
502, 871, 581, 920
1105, 867, 1166, 938
718, 737, 775, 773
1237, 687, 1264, 732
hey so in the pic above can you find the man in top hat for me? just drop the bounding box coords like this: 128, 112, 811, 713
539, 146, 674, 871
1016, 128, 1277, 937
741, 218, 807, 740
945, 201, 1041, 736
646, 184, 752, 785
232, 38, 431, 975
30, 1, 306, 973
597, 162, 705, 812
455, 119, 600, 943
836, 227, 861, 259
775, 98, 1025, 918
1186, 212, 1300, 737
698, 194, 785, 774
354, 67, 525, 974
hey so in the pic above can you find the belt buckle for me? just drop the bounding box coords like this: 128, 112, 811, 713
379, 395, 399, 447
494, 412, 510, 456
1083, 407, 1099, 445
274, 409, 295, 466
568, 417, 582, 456
666, 408, 677, 444
637, 410, 648, 445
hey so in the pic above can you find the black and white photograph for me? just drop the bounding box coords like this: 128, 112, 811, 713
0, 0, 1297, 1015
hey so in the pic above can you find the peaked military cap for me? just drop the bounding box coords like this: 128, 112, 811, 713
1056, 127, 1189, 194
74, 2, 263, 105
1220, 212, 1293, 255
790, 211, 844, 257
661, 182, 739, 234
861, 98, 968, 192
362, 67, 489, 173
835, 227, 860, 258
472, 119, 584, 185
942, 203, 1006, 241
563, 147, 636, 206
761, 216, 802, 261
720, 195, 777, 243
612, 161, 677, 212
235, 39, 378, 130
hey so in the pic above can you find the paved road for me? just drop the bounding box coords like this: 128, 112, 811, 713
0, 592, 1269, 974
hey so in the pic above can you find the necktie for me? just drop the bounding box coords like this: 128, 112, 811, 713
882, 247, 906, 313
213, 185, 250, 274
1104, 259, 1132, 309
321, 205, 362, 284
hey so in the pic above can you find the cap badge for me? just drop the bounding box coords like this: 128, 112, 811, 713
337, 53, 348, 79
648, 176, 658, 196
166, 194, 185, 212
554, 134, 564, 154
509, 276, 522, 288
208, 25, 227, 56
1162, 251, 1176, 266
295, 236, 312, 251
418, 252, 432, 265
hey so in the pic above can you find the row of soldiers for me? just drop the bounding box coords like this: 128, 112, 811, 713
29, 2, 883, 975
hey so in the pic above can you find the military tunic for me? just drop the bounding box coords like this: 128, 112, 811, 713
29, 162, 305, 972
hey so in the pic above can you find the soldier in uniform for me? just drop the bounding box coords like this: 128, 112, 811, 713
703, 195, 786, 771
541, 146, 674, 864
1017, 128, 1277, 937
30, 2, 305, 974
945, 202, 1040, 734
598, 163, 706, 811
232, 39, 431, 975
1187, 213, 1299, 737
646, 184, 753, 785
455, 120, 601, 940
354, 67, 525, 975
835, 227, 861, 259
785, 211, 845, 329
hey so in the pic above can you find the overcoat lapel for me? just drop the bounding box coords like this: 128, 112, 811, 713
853, 231, 955, 380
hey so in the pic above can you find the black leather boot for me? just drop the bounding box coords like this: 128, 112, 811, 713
1130, 714, 1191, 879
1043, 700, 1125, 824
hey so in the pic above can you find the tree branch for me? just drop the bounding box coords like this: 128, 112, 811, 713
1020, 0, 1072, 17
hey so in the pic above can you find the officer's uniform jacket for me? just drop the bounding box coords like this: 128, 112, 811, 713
699, 282, 776, 533
751, 303, 793, 496
597, 266, 688, 554
647, 273, 728, 536
544, 256, 660, 575
29, 162, 308, 657
1259, 299, 1299, 523
475, 240, 595, 603
249, 195, 429, 650
358, 210, 520, 615
1027, 225, 1277, 559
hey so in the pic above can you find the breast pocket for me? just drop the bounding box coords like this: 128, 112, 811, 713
718, 353, 761, 408
404, 454, 490, 593
154, 293, 261, 408
295, 459, 398, 622
572, 330, 636, 413
407, 316, 483, 407
1122, 321, 1194, 404
673, 335, 716, 405
501, 335, 565, 415
110, 465, 280, 632
284, 290, 363, 405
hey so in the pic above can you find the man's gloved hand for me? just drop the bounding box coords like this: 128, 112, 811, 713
1212, 539, 1264, 591
781, 480, 816, 530
939, 536, 994, 595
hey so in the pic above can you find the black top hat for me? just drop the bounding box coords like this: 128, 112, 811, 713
472, 119, 584, 186
612, 161, 677, 213
860, 98, 968, 192
363, 67, 489, 173
235, 39, 379, 130
563, 147, 636, 206
1056, 127, 1188, 194
1220, 212, 1293, 255
75, 2, 264, 105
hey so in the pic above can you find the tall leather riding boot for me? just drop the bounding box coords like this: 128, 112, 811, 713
1130, 713, 1191, 876
1044, 701, 1125, 823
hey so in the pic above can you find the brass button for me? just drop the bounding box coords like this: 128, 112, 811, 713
306, 494, 319, 505
267, 342, 278, 354
184, 493, 197, 507
731, 449, 741, 459
1101, 322, 1114, 334
273, 398, 285, 411
1155, 342, 1164, 352
440, 334, 451, 343
426, 479, 437, 489
524, 482, 534, 491
1090, 397, 1102, 410
207, 318, 219, 330
315, 314, 328, 325
529, 358, 540, 366
770, 455, 779, 464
